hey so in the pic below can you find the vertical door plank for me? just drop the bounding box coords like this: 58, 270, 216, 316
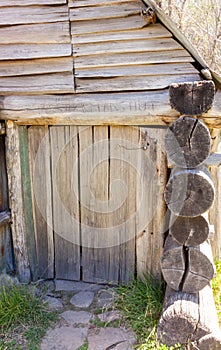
136, 127, 167, 280
19, 126, 38, 280
50, 126, 80, 280
108, 126, 138, 283
28, 126, 54, 279
80, 126, 115, 283
5, 121, 30, 282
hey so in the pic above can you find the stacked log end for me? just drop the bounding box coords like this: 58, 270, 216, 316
157, 81, 221, 350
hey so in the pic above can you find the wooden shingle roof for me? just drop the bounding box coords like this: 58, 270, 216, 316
0, 0, 220, 125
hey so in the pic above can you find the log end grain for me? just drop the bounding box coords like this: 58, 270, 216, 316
165, 116, 211, 168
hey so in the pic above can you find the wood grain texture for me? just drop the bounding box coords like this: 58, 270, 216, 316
0, 22, 70, 44
157, 285, 221, 348
76, 74, 200, 93
73, 38, 184, 56
0, 0, 66, 5
76, 63, 197, 78
0, 58, 73, 77
74, 50, 194, 69
164, 166, 215, 217
5, 121, 30, 282
161, 234, 215, 293
50, 126, 81, 280
70, 2, 141, 21
28, 126, 54, 279
0, 73, 74, 94
136, 127, 167, 280
1, 90, 221, 126
19, 127, 38, 280
69, 0, 137, 7
165, 116, 211, 168
0, 44, 71, 60
72, 24, 172, 44
0, 211, 11, 228
170, 214, 210, 246
169, 81, 216, 115
0, 5, 68, 25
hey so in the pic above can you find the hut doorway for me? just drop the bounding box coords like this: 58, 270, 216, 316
19, 125, 166, 283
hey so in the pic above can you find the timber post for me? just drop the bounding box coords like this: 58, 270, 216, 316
157, 81, 221, 349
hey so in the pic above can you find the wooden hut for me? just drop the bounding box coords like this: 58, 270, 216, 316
0, 0, 221, 284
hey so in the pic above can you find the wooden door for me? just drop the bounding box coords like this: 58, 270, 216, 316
24, 125, 166, 283
0, 129, 14, 273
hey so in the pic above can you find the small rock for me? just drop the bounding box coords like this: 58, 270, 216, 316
41, 326, 88, 350
98, 310, 121, 324
0, 273, 19, 288
87, 327, 136, 350
60, 310, 92, 325
70, 291, 94, 308
96, 289, 116, 308
43, 296, 63, 311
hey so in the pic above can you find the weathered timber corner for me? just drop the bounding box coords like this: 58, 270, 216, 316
0, 0, 220, 287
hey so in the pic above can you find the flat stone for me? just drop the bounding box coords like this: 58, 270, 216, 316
70, 291, 94, 308
60, 310, 92, 325
98, 310, 122, 323
41, 326, 88, 350
43, 296, 63, 311
0, 274, 19, 288
55, 280, 102, 292
96, 289, 116, 308
88, 327, 136, 350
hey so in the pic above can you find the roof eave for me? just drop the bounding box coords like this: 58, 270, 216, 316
143, 0, 221, 89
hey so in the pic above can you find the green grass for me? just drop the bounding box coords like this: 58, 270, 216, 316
115, 275, 182, 350
0, 284, 57, 350
212, 259, 221, 325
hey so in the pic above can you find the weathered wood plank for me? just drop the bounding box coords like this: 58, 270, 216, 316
0, 44, 71, 60
0, 22, 70, 44
0, 73, 75, 94
164, 166, 215, 217
0, 5, 68, 25
73, 38, 184, 56
5, 121, 30, 282
170, 81, 216, 115
165, 116, 211, 168
28, 126, 54, 279
109, 126, 137, 282
1, 90, 221, 126
0, 58, 73, 77
71, 15, 149, 35
72, 24, 172, 44
136, 127, 167, 280
70, 2, 141, 21
79, 126, 116, 283
76, 74, 200, 92
50, 126, 81, 280
74, 51, 194, 69
18, 126, 38, 280
0, 0, 66, 5
76, 63, 198, 78
69, 0, 136, 7
0, 136, 8, 212
157, 285, 221, 348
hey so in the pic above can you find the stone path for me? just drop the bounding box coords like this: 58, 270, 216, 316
39, 280, 137, 350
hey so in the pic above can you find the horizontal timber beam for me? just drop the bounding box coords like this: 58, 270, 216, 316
0, 90, 221, 127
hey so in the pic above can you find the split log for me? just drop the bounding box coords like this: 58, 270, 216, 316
157, 284, 221, 349
169, 214, 210, 246
161, 234, 215, 293
169, 80, 215, 115
164, 166, 215, 217
165, 116, 211, 168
